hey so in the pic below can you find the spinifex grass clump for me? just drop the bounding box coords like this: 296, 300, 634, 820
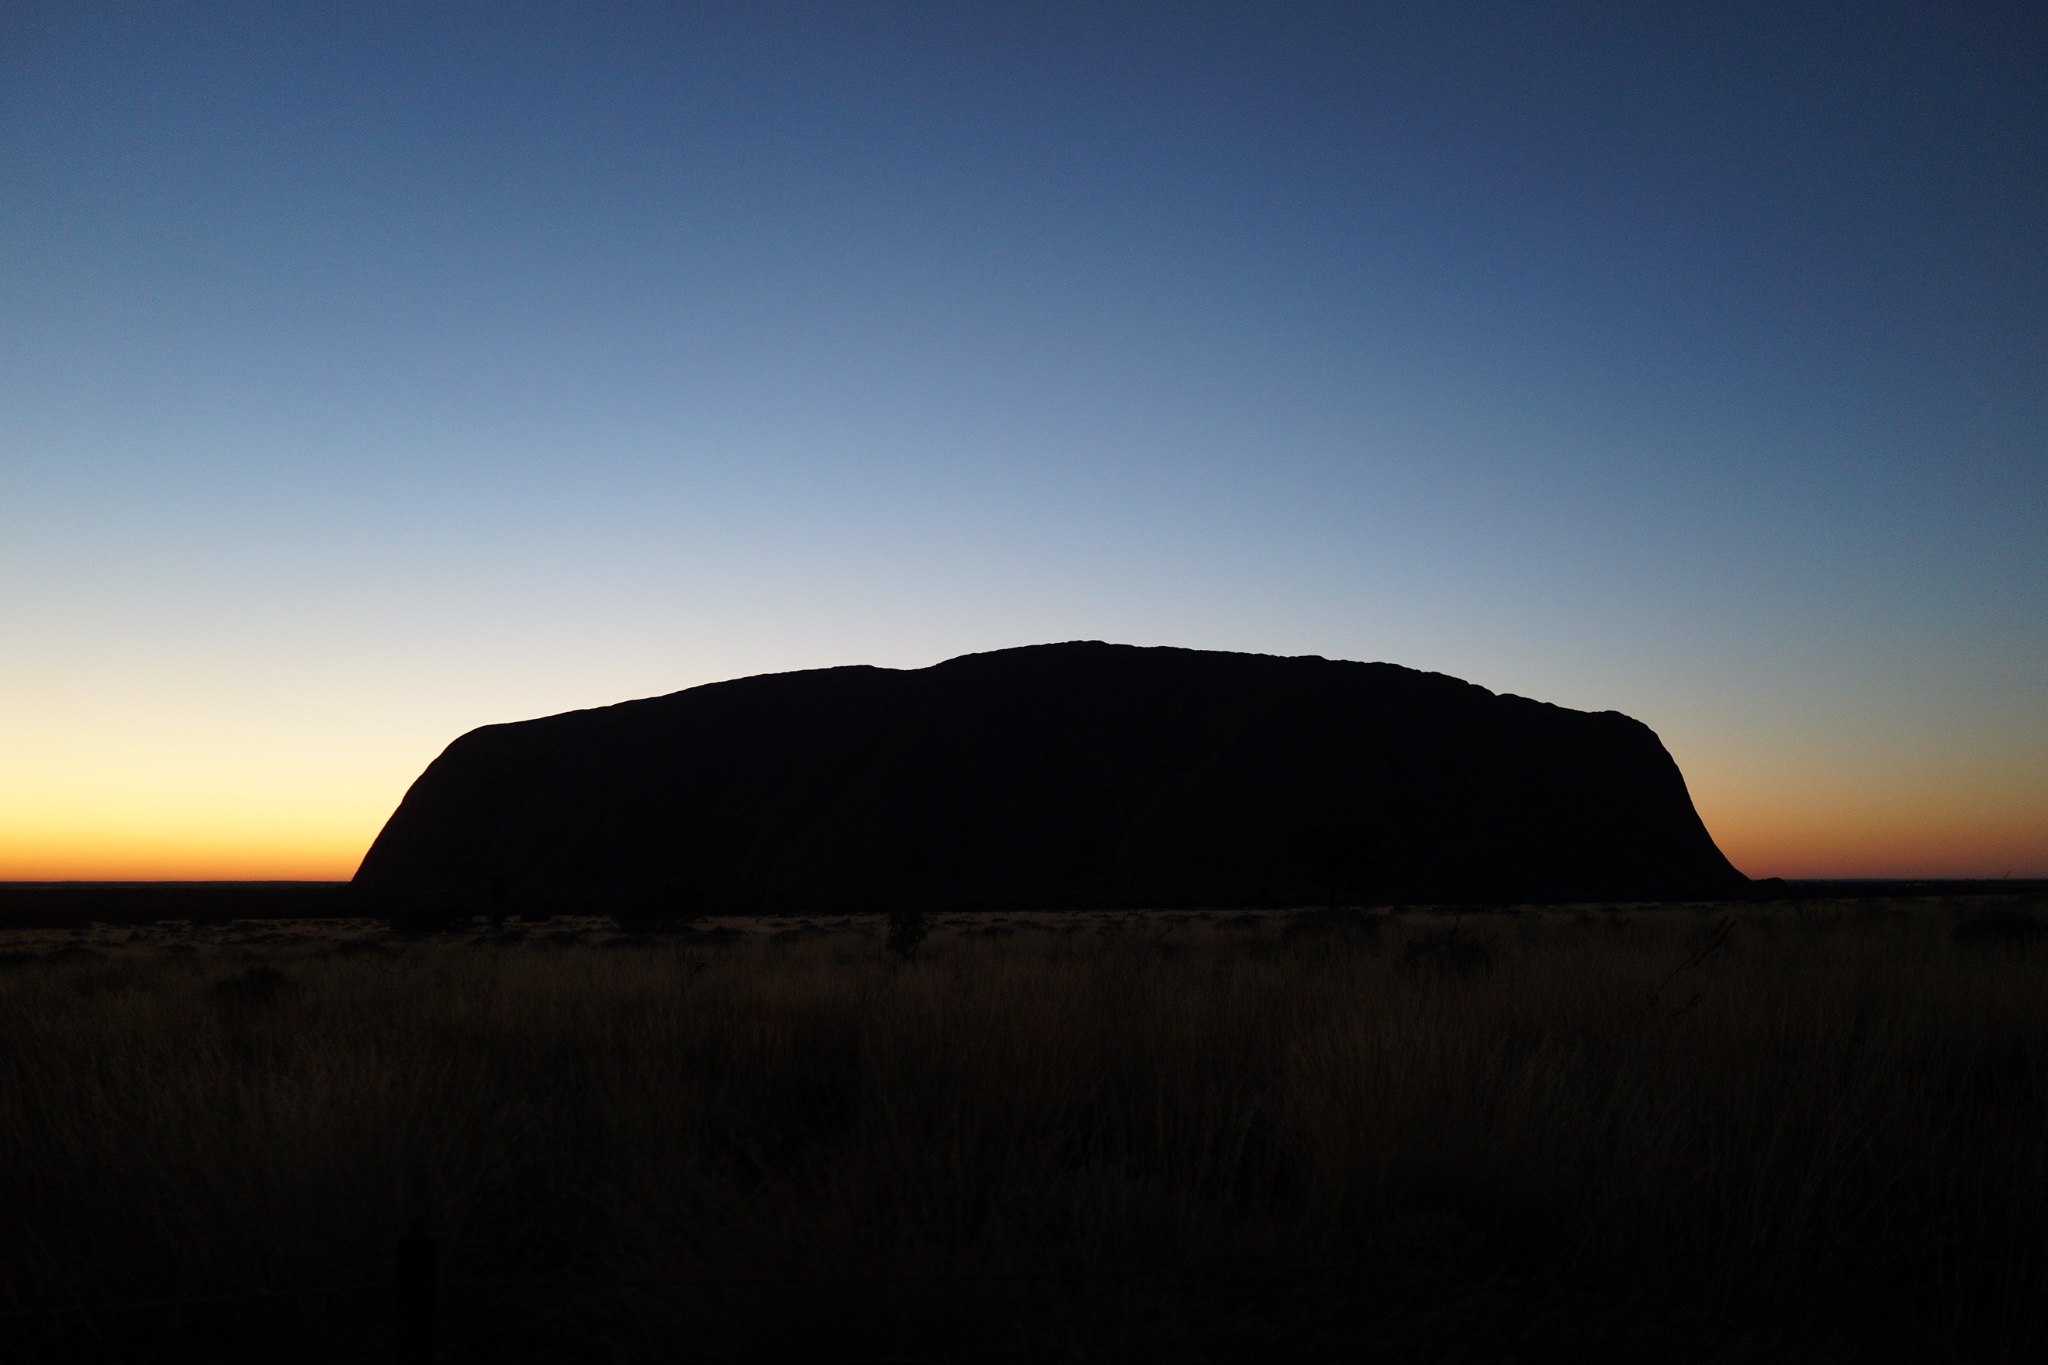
1, 898, 2044, 1363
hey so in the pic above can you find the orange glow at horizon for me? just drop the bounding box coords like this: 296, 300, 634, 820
1688, 760, 2048, 881
0, 677, 437, 883
5, 674, 2043, 885
1709, 816, 2048, 881
0, 819, 379, 883
0, 747, 398, 883
7, 781, 2044, 885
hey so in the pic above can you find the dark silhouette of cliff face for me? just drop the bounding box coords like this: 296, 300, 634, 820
353, 642, 1748, 907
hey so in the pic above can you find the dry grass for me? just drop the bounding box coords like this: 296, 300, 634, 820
2, 898, 2045, 1362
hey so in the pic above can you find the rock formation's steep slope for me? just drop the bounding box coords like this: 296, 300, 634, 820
354, 642, 1746, 906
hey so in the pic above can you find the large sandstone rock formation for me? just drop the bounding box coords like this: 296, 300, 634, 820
353, 642, 1746, 907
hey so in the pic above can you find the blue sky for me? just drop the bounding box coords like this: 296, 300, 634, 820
3, 2, 2043, 877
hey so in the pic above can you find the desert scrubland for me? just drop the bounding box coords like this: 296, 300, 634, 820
3, 898, 2045, 1362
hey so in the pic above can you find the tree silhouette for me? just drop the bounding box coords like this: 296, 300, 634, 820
886, 902, 928, 961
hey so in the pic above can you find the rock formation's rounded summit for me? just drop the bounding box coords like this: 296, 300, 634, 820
354, 641, 1746, 907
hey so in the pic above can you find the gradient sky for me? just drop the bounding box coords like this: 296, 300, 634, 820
3, 2, 2044, 881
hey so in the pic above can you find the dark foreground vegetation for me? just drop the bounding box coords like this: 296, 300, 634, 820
3, 895, 2045, 1362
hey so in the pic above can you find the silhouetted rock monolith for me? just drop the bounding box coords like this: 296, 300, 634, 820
353, 642, 1747, 908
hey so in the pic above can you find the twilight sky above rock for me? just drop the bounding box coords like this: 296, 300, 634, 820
3, 2, 2043, 880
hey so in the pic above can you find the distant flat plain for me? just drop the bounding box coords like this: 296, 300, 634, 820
3, 890, 2045, 1362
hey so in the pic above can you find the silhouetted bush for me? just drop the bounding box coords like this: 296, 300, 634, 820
886, 903, 928, 961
